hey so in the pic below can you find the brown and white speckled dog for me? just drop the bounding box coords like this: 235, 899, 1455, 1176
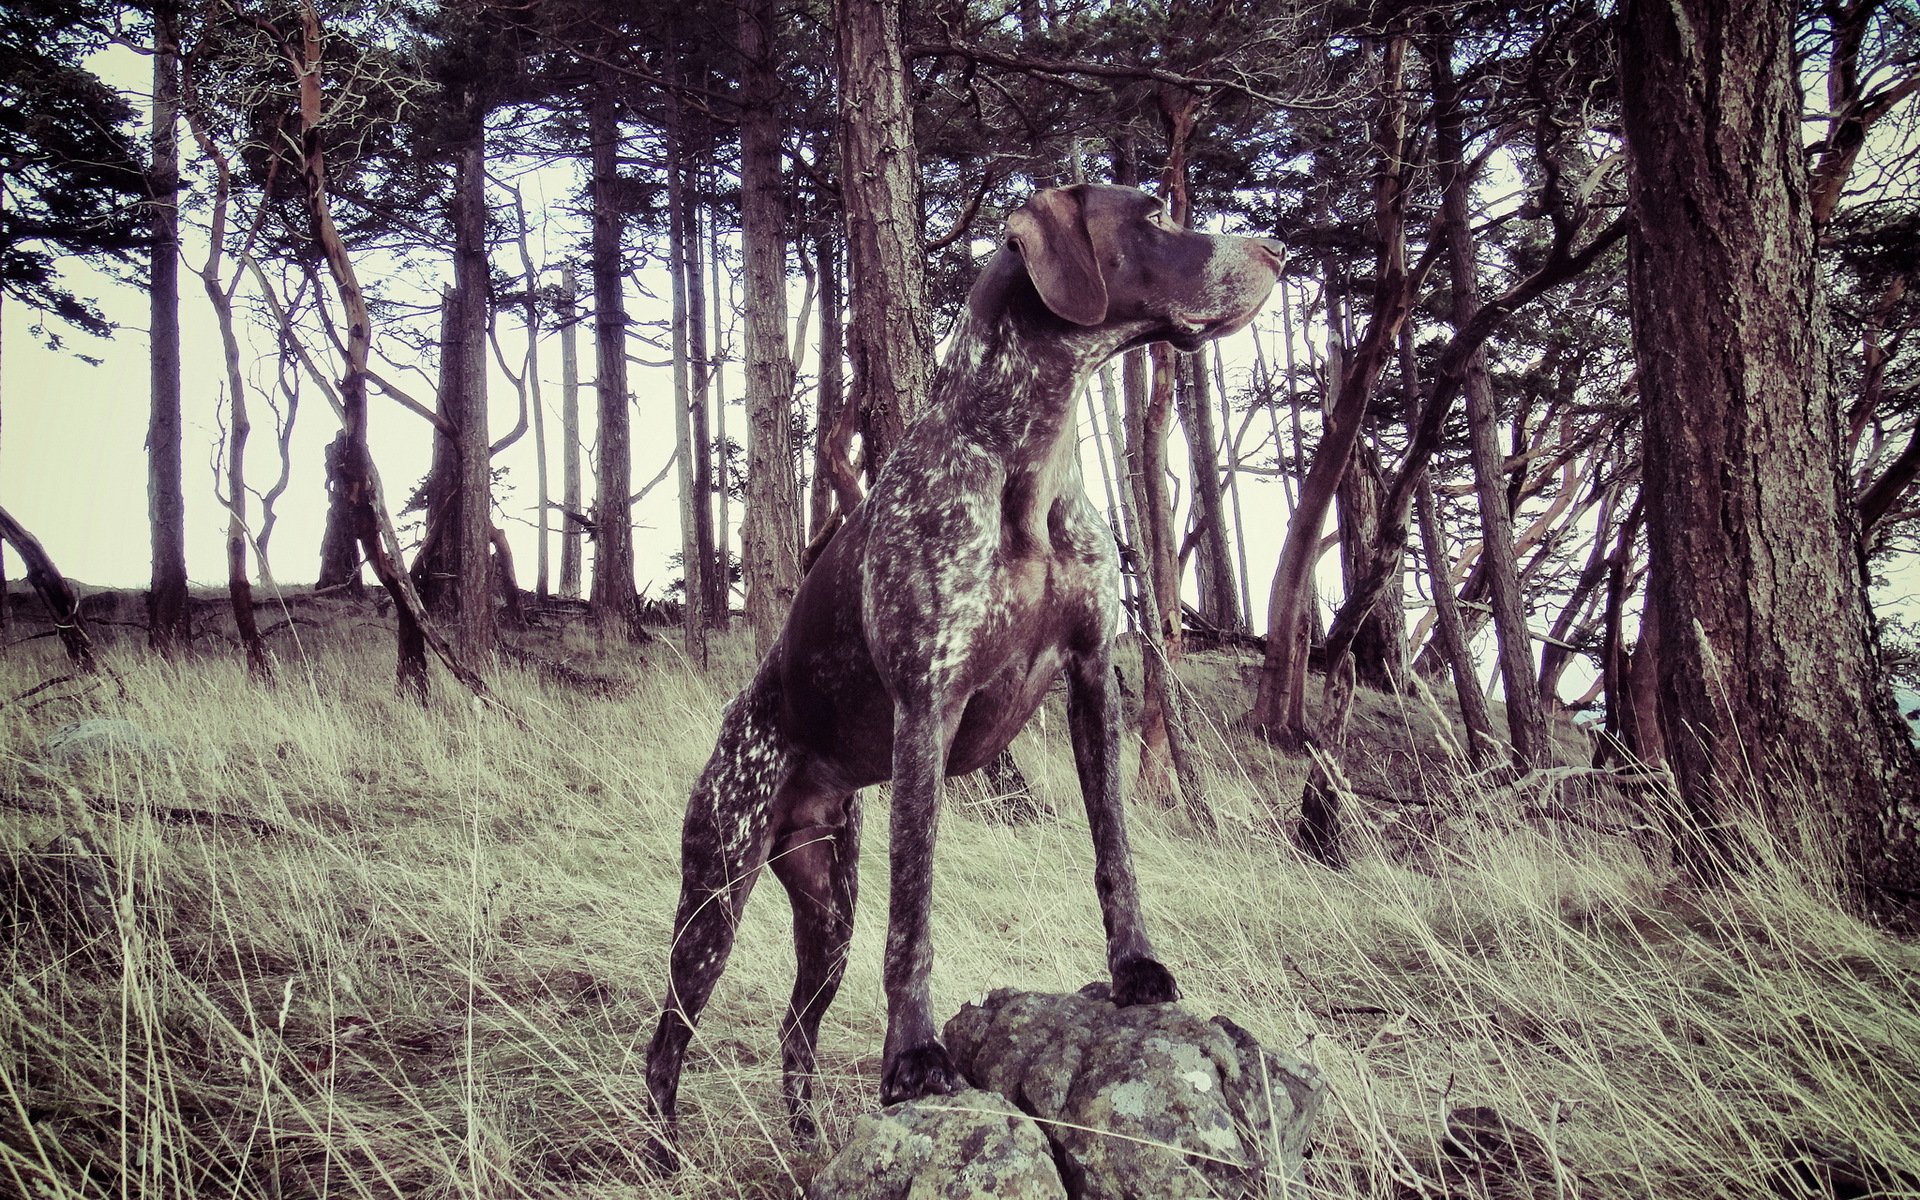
642, 183, 1284, 1156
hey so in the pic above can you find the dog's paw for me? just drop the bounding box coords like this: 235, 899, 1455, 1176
638, 1128, 682, 1176
880, 1042, 966, 1105
1111, 956, 1181, 1007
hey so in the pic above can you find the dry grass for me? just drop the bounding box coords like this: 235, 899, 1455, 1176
2, 603, 1917, 1198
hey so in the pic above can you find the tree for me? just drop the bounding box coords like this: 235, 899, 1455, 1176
1252, 33, 1421, 749
0, 0, 145, 335
148, 0, 191, 655
1621, 0, 1919, 907
586, 65, 638, 637
835, 0, 931, 477
738, 0, 802, 649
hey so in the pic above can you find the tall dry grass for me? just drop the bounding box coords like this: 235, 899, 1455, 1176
1, 609, 1915, 1198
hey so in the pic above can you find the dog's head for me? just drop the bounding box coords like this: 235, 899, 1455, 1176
978, 183, 1285, 353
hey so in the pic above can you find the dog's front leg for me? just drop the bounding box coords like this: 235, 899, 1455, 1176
878, 695, 965, 1104
1067, 650, 1181, 1006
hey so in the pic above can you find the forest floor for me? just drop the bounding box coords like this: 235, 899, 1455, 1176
1, 588, 1917, 1199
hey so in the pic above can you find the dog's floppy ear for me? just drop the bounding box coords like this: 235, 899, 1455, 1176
1005, 187, 1108, 326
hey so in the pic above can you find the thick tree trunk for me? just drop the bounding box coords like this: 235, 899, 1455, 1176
1335, 431, 1406, 691
739, 0, 804, 651
587, 72, 638, 637
319, 432, 361, 592
1622, 0, 1919, 907
558, 267, 583, 599
835, 0, 931, 477
147, 0, 191, 655
0, 506, 94, 669
413, 118, 493, 662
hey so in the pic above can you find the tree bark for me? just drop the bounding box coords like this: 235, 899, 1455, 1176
148, 0, 191, 655
1621, 0, 1920, 907
412, 116, 493, 661
1335, 430, 1406, 691
319, 432, 361, 592
587, 70, 638, 637
665, 118, 706, 661
558, 266, 584, 599
1416, 473, 1497, 763
684, 173, 722, 630
835, 0, 931, 477
1439, 55, 1546, 767
1177, 350, 1240, 632
739, 0, 804, 651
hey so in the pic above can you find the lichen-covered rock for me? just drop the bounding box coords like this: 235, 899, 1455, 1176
943, 985, 1323, 1199
806, 1087, 1065, 1199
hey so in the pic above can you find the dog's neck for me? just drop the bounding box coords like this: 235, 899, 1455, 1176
937, 252, 1142, 452
913, 252, 1147, 547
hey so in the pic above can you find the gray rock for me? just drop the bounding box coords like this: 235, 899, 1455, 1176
44, 719, 177, 765
943, 985, 1324, 1200
807, 1087, 1065, 1200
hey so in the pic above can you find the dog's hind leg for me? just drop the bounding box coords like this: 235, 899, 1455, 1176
643, 683, 788, 1165
768, 781, 861, 1143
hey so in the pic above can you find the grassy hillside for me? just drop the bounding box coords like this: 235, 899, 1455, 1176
2, 597, 1916, 1198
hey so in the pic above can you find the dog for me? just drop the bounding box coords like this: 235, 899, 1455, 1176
642, 182, 1285, 1153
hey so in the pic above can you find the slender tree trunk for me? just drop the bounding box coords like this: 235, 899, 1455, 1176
666, 119, 706, 661
685, 180, 722, 630
1177, 350, 1240, 632
1537, 484, 1618, 707
710, 199, 734, 626
148, 0, 191, 655
180, 58, 267, 676
1417, 474, 1497, 764
588, 72, 637, 637
1253, 36, 1417, 748
1097, 362, 1142, 623
1215, 339, 1255, 630
1622, 0, 1919, 907
1441, 76, 1545, 766
808, 223, 855, 539
1124, 88, 1213, 829
558, 266, 583, 599
835, 0, 930, 477
510, 192, 551, 601
739, 0, 804, 650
